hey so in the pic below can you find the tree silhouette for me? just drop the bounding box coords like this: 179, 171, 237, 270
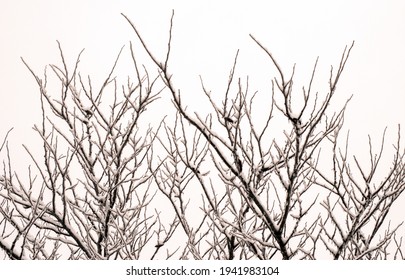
1, 11, 404, 259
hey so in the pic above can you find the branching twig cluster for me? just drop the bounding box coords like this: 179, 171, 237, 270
0, 42, 165, 259
0, 11, 404, 259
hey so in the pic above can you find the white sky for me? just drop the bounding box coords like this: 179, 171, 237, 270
2, 0, 405, 205
1, 0, 405, 259
2, 0, 405, 150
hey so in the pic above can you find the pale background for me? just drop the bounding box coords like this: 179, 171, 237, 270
2, 0, 405, 151
1, 0, 405, 257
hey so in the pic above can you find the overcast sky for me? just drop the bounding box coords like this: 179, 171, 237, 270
1, 0, 405, 258
1, 0, 405, 168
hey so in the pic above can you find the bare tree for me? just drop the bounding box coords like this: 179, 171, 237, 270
122, 11, 405, 260
0, 11, 404, 260
0, 41, 178, 259
318, 127, 405, 259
